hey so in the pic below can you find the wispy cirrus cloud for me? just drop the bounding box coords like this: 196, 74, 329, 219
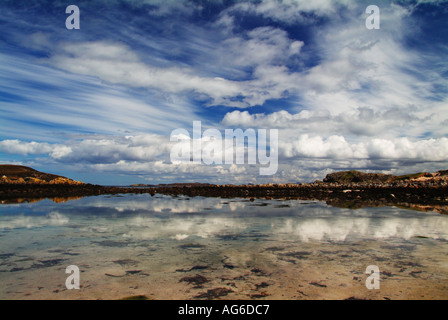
0, 52, 197, 141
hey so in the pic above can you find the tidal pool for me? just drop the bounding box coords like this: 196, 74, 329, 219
0, 193, 447, 300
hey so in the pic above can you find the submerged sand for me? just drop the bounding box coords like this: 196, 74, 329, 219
0, 195, 447, 300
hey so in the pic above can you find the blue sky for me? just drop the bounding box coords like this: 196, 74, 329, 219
1, 0, 448, 185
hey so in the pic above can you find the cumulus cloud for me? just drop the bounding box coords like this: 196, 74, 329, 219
0, 140, 54, 155
222, 106, 447, 140
2, 130, 447, 184
0, 135, 170, 164
279, 135, 448, 162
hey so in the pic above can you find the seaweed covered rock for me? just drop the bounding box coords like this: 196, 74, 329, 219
323, 171, 393, 184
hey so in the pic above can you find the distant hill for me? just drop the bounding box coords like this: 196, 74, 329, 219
0, 165, 83, 185
323, 170, 448, 184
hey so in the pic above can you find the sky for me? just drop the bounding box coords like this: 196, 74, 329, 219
1, 0, 448, 185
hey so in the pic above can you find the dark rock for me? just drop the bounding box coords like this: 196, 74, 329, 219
31, 258, 66, 269
176, 265, 210, 272
112, 259, 139, 267
249, 291, 270, 299
194, 287, 233, 299
179, 274, 210, 288
323, 171, 393, 184
309, 282, 327, 288
120, 295, 150, 300
255, 282, 270, 290
178, 243, 206, 249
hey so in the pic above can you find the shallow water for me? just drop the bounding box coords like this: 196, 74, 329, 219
0, 193, 447, 300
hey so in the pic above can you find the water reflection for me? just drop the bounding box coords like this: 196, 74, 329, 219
0, 194, 447, 300
2, 193, 447, 214
1, 194, 446, 242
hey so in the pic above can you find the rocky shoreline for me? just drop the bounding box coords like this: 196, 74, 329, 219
1, 182, 447, 214
146, 183, 448, 214
1, 165, 447, 214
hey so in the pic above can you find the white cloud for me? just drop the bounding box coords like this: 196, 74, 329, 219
280, 134, 364, 159
2, 131, 447, 184
222, 105, 447, 140
218, 0, 448, 118
0, 53, 197, 141
47, 41, 247, 107
0, 134, 170, 163
35, 18, 307, 108
279, 134, 448, 162
219, 26, 304, 68
221, 0, 358, 25
0, 140, 54, 155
